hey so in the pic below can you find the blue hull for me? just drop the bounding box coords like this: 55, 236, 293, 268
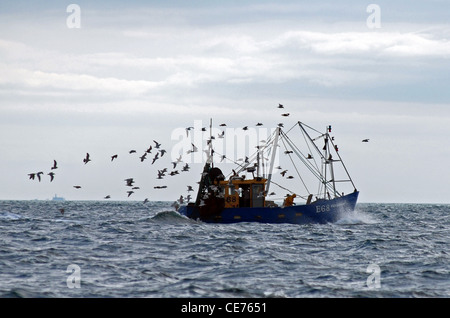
178, 191, 359, 224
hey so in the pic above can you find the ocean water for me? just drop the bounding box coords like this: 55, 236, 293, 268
0, 200, 448, 298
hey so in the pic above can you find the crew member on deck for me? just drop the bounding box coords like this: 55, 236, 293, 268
283, 194, 296, 207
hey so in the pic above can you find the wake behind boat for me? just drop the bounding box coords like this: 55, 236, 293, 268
178, 120, 359, 224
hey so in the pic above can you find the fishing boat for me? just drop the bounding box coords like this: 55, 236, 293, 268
178, 120, 359, 224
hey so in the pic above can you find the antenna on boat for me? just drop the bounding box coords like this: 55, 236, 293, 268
209, 118, 214, 167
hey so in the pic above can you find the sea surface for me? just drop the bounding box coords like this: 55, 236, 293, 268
0, 200, 448, 298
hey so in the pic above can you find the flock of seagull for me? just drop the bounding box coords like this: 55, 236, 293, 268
27, 103, 369, 204
27, 138, 197, 203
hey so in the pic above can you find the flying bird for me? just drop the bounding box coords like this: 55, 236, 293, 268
129, 150, 137, 154
187, 185, 194, 192
256, 123, 263, 126
242, 126, 248, 130
104, 195, 111, 199
51, 160, 58, 170
280, 170, 288, 177
73, 186, 81, 189
28, 173, 36, 180
36, 172, 44, 182
278, 103, 284, 108
83, 153, 91, 164
187, 143, 198, 154
219, 123, 227, 127
48, 172, 55, 182
111, 154, 118, 161
140, 153, 147, 162
362, 139, 370, 142
127, 191, 134, 197
281, 113, 290, 117
124, 178, 135, 187
152, 152, 159, 164
153, 140, 161, 149
185, 127, 193, 137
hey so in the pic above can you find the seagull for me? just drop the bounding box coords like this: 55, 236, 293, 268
278, 123, 284, 127
153, 140, 161, 149
36, 172, 44, 182
159, 149, 167, 157
362, 139, 370, 142
182, 163, 190, 172
73, 185, 81, 189
281, 113, 290, 117
51, 160, 58, 170
28, 173, 36, 180
48, 172, 55, 182
157, 170, 166, 179
140, 153, 147, 162
154, 186, 167, 189
219, 123, 227, 127
124, 178, 134, 187
187, 143, 198, 154
185, 127, 194, 137
280, 170, 288, 177
187, 185, 194, 192
127, 191, 134, 197
284, 150, 293, 154
256, 123, 263, 126
146, 146, 152, 153
111, 154, 118, 161
152, 152, 159, 164
287, 176, 294, 179
104, 195, 111, 199
129, 150, 137, 154
143, 198, 149, 204
218, 131, 225, 138
201, 127, 207, 132
242, 126, 248, 131
83, 153, 91, 164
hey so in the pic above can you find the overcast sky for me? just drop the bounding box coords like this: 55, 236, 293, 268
1, 0, 449, 203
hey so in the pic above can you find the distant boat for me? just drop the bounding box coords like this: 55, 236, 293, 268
52, 194, 65, 201
178, 120, 359, 224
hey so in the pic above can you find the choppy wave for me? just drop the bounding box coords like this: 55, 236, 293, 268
0, 201, 449, 298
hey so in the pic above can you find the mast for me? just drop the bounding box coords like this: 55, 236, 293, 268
209, 118, 214, 167
265, 126, 280, 195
